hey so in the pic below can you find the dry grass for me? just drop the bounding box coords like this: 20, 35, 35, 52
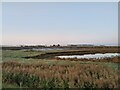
2, 61, 119, 88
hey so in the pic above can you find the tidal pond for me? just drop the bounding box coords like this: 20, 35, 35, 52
57, 53, 120, 59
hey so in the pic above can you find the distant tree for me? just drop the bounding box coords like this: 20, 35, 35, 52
57, 44, 60, 47
53, 44, 56, 47
20, 45, 24, 47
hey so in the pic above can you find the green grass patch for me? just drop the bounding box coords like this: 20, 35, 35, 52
2, 83, 19, 88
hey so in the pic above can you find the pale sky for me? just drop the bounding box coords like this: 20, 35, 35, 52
2, 2, 118, 46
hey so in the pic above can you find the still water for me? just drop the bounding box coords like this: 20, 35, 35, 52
57, 53, 120, 59
32, 48, 63, 51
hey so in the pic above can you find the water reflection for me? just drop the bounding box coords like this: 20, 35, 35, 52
57, 53, 120, 59
32, 48, 63, 51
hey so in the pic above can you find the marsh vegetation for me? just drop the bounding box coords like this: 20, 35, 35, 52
1, 46, 120, 89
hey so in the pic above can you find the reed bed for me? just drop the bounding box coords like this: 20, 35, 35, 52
2, 61, 119, 88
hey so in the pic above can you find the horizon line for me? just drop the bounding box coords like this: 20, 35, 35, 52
1, 43, 119, 47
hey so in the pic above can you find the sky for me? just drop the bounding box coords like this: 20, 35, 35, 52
2, 2, 118, 46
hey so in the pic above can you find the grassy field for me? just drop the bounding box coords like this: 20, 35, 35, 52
1, 47, 120, 88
